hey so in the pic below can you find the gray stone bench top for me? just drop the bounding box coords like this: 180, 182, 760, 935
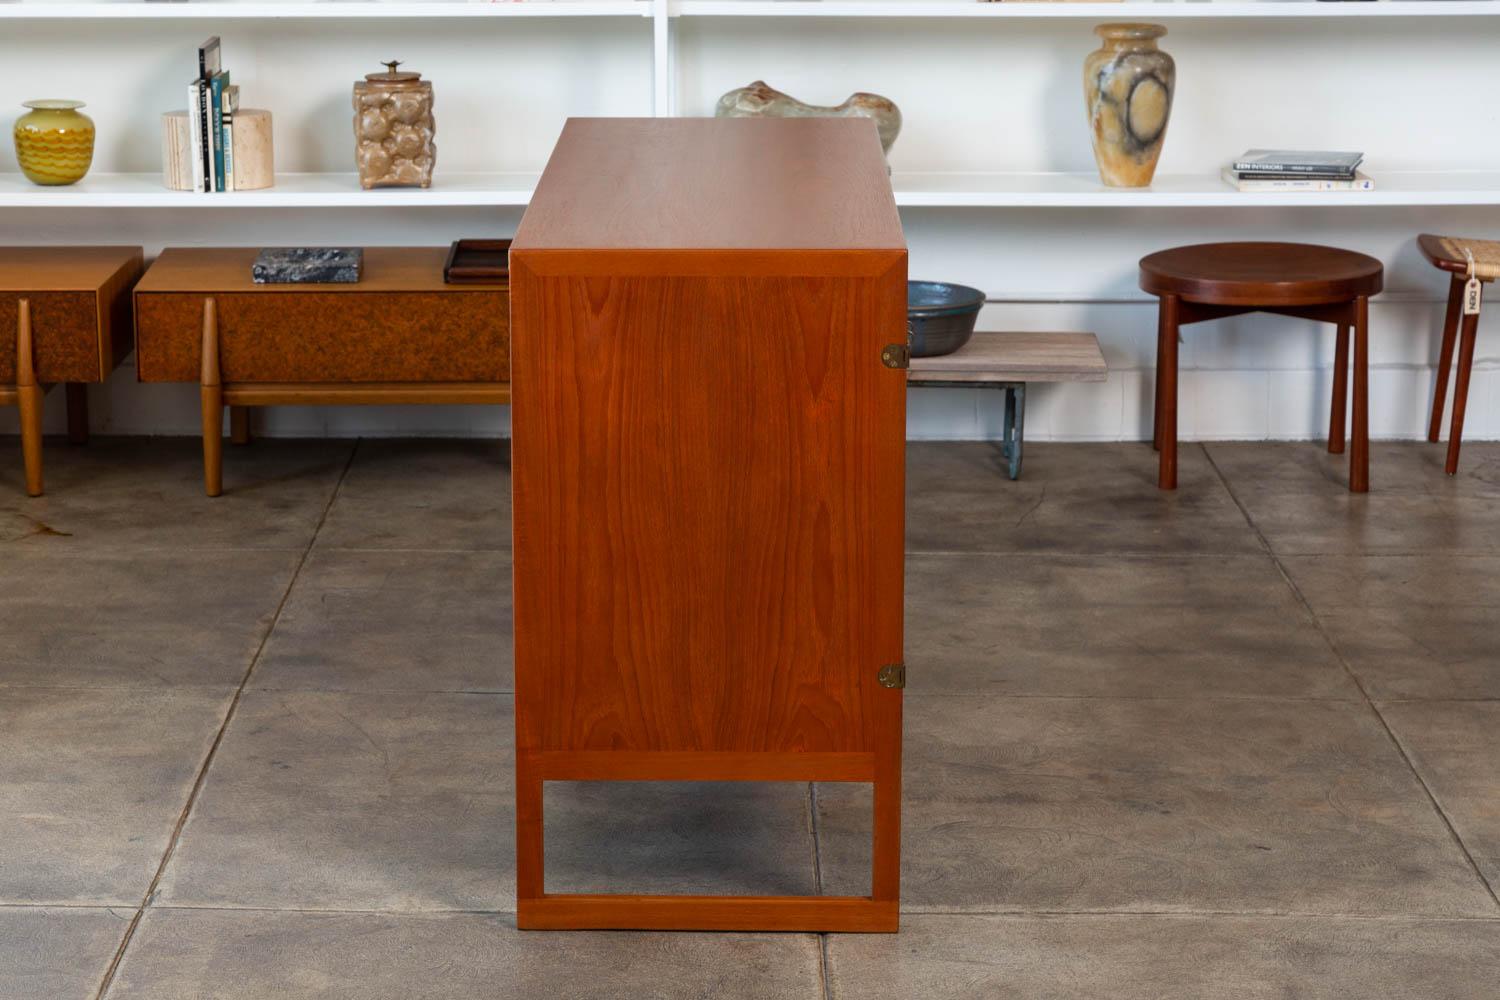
908, 332, 1107, 384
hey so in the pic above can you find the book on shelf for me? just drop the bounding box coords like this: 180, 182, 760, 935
1231, 149, 1364, 175
222, 84, 240, 193
195, 37, 221, 192
186, 79, 206, 193
1221, 166, 1375, 192
209, 70, 230, 192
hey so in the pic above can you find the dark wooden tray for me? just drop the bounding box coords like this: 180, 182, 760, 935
444, 239, 512, 284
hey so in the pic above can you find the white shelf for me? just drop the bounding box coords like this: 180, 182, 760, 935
0, 172, 539, 207
0, 1, 652, 18
671, 0, 1500, 17
892, 170, 1500, 207
8, 169, 1500, 209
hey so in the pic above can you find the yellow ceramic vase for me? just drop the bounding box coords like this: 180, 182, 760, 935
14, 100, 96, 186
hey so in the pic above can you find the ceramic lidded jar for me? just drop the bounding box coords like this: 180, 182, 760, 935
13, 100, 95, 186
1084, 24, 1174, 188
352, 61, 435, 190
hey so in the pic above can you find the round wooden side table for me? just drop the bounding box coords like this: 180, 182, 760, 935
1140, 242, 1384, 492
1417, 233, 1496, 475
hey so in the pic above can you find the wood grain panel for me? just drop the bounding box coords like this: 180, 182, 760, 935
512, 261, 906, 756
0, 292, 101, 382
136, 291, 508, 383
518, 118, 905, 253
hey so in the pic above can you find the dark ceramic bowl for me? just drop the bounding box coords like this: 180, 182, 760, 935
907, 280, 985, 358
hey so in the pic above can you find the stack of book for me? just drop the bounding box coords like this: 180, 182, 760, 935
187, 37, 241, 193
1222, 150, 1374, 192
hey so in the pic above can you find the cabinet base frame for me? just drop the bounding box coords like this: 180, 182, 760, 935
515, 749, 901, 933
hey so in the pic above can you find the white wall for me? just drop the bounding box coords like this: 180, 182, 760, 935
2, 11, 1498, 441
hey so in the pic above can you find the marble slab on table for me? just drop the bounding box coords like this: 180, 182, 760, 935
251, 248, 363, 284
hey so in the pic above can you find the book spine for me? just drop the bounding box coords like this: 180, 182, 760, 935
1224, 169, 1373, 192
222, 96, 235, 194
209, 73, 227, 192
1232, 162, 1358, 175
1236, 171, 1358, 181
187, 82, 205, 193
197, 81, 215, 192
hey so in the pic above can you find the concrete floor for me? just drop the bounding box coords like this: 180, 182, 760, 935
3, 437, 1499, 999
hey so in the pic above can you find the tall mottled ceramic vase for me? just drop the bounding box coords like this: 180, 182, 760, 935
13, 100, 95, 186
1084, 24, 1174, 188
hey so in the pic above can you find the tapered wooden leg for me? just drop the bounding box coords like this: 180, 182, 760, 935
1350, 297, 1370, 494
1153, 307, 1167, 451
229, 406, 251, 445
1445, 310, 1481, 476
1328, 324, 1349, 455
1157, 294, 1180, 490
200, 298, 223, 497
1429, 275, 1463, 443
16, 299, 44, 497
65, 383, 89, 445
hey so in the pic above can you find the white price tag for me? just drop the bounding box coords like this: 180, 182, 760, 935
1464, 277, 1483, 316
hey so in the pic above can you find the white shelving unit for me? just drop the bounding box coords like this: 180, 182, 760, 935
671, 0, 1500, 17
2, 0, 1497, 209
4, 0, 1498, 442
8, 168, 1500, 209
0, 1, 653, 17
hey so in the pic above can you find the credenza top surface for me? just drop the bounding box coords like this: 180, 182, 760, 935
514, 117, 906, 253
134, 247, 507, 294
0, 246, 142, 292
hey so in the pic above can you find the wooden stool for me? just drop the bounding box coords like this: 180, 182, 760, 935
1140, 242, 1383, 492
1418, 234, 1495, 475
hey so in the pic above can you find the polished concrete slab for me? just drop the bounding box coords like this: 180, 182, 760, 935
0, 686, 232, 906
0, 907, 130, 1000
0, 438, 1495, 1000
828, 913, 1500, 1000
816, 693, 1494, 916
108, 909, 823, 1000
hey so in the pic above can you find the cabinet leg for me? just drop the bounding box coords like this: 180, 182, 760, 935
1429, 275, 1463, 443
1328, 324, 1348, 455
1350, 297, 1370, 494
200, 298, 223, 497
514, 758, 545, 924
1445, 310, 1481, 476
230, 406, 251, 446
66, 383, 89, 445
1157, 295, 1180, 490
16, 299, 43, 497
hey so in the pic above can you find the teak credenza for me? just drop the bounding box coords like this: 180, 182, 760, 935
134, 247, 509, 496
511, 117, 908, 932
1, 246, 142, 496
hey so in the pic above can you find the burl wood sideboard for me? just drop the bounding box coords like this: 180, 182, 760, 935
134, 247, 509, 496
511, 117, 908, 932
1, 246, 142, 496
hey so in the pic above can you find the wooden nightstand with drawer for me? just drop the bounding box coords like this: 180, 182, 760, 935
1, 246, 143, 496
134, 247, 510, 496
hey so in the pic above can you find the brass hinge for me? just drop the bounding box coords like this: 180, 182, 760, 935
881, 343, 910, 370
877, 663, 906, 689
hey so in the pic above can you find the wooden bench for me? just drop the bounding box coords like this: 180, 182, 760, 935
908, 331, 1107, 479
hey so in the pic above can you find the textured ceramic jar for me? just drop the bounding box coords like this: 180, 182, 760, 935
13, 100, 95, 186
352, 61, 435, 190
1084, 24, 1174, 188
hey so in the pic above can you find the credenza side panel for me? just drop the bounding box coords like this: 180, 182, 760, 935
512, 253, 906, 756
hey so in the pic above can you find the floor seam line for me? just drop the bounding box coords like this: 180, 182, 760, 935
88, 438, 362, 1000
1203, 444, 1500, 914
